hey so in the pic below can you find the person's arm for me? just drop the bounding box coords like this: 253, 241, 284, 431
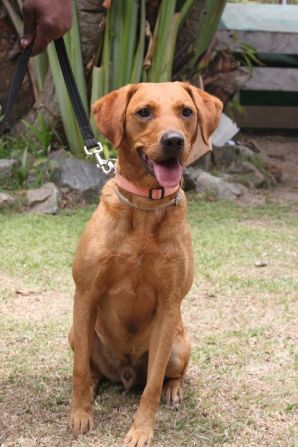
21, 0, 72, 56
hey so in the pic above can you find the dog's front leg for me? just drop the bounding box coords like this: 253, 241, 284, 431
69, 289, 97, 434
124, 304, 180, 447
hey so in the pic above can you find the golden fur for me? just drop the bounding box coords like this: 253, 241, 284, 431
68, 82, 222, 446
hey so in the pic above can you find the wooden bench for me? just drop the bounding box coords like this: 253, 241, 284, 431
217, 3, 298, 129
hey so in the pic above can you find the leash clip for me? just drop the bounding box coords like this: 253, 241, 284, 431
84, 142, 115, 175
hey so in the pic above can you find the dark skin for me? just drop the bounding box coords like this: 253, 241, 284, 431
21, 0, 72, 56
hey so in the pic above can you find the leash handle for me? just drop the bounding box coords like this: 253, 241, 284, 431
0, 41, 34, 135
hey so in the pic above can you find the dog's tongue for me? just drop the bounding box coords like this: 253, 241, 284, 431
152, 158, 182, 188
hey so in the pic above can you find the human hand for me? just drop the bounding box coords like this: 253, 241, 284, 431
21, 0, 72, 56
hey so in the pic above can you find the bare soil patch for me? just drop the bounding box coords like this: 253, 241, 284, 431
238, 132, 298, 204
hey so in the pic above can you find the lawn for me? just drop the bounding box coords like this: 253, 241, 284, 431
0, 199, 297, 447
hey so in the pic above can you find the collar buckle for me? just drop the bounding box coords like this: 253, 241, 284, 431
148, 187, 165, 200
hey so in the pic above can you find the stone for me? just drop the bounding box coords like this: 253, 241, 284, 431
58, 158, 109, 202
237, 144, 258, 159
255, 260, 268, 268
263, 161, 282, 183
0, 192, 16, 207
48, 148, 73, 163
225, 160, 266, 188
268, 153, 285, 162
187, 168, 244, 200
27, 182, 60, 214
183, 168, 197, 191
212, 145, 237, 166
212, 144, 257, 167
28, 158, 61, 186
0, 159, 17, 179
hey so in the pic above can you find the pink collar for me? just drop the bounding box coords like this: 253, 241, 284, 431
115, 167, 180, 200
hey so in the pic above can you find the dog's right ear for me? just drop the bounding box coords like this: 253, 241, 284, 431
92, 84, 138, 149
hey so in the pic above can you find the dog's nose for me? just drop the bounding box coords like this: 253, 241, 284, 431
160, 131, 185, 156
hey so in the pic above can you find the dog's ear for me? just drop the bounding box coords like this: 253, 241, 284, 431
92, 84, 137, 148
183, 83, 223, 145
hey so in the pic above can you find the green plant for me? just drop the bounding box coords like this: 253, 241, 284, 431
48, 0, 227, 157
239, 42, 262, 73
16, 147, 31, 186
0, 113, 55, 189
22, 113, 54, 157
3, 0, 227, 159
225, 97, 246, 121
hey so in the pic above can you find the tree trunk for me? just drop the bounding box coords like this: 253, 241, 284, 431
173, 1, 206, 80
76, 0, 106, 71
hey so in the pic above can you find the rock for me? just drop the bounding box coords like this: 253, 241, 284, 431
263, 161, 282, 183
213, 145, 237, 166
0, 159, 17, 179
225, 160, 266, 188
48, 148, 73, 163
237, 144, 257, 159
187, 168, 244, 200
27, 182, 60, 214
0, 192, 16, 207
28, 158, 61, 186
183, 168, 197, 191
268, 153, 285, 162
212, 144, 257, 167
255, 260, 268, 268
58, 158, 108, 202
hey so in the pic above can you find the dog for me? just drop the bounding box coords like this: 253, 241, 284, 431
68, 82, 222, 446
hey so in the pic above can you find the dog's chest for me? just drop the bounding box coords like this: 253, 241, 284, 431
98, 232, 185, 336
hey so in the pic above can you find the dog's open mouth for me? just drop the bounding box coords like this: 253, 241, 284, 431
138, 150, 182, 188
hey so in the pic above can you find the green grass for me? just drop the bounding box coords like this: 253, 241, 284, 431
0, 199, 297, 446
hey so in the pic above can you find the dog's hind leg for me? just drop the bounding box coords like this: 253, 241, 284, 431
163, 323, 191, 405
90, 366, 103, 403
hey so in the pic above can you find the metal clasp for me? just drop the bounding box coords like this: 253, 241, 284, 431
84, 142, 115, 175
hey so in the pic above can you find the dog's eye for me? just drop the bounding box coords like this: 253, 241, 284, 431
182, 108, 193, 117
137, 108, 151, 118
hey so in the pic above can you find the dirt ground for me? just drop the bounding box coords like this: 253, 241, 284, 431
238, 132, 298, 204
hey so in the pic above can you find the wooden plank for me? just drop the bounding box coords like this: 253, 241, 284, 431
216, 30, 298, 55
242, 67, 298, 91
234, 106, 298, 129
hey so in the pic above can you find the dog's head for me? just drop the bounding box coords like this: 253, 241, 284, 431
92, 82, 222, 188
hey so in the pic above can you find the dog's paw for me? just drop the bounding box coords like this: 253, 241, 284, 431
68, 408, 95, 434
162, 379, 183, 406
123, 425, 153, 447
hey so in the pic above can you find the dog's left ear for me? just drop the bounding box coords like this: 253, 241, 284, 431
183, 83, 223, 145
92, 84, 138, 148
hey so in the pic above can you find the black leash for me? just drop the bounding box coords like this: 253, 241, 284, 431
0, 41, 34, 135
54, 38, 97, 151
0, 37, 114, 174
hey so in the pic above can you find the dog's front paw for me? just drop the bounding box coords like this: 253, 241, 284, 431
123, 425, 153, 447
68, 408, 95, 434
